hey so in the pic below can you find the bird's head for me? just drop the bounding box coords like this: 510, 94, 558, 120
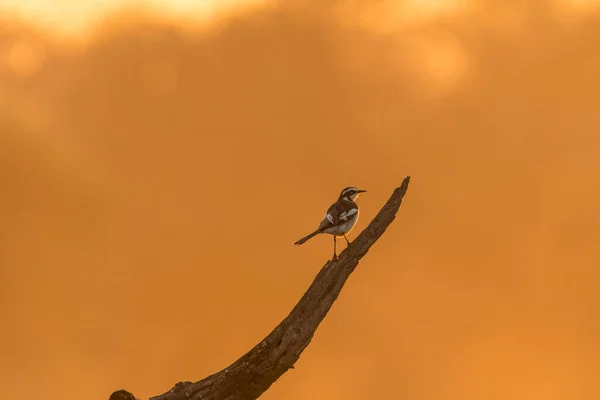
339, 187, 367, 201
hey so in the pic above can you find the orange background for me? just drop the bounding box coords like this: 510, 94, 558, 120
1, 1, 599, 399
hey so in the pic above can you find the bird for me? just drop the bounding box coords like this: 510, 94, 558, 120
294, 186, 367, 260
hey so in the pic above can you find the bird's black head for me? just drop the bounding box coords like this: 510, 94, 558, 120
339, 187, 367, 201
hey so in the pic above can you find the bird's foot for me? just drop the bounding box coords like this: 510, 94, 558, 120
332, 254, 339, 261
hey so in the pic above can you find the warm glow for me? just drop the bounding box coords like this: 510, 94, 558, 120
341, 0, 470, 34
405, 31, 470, 98
335, 1, 471, 98
553, 0, 600, 22
1, 1, 599, 400
401, 0, 470, 21
561, 0, 600, 10
0, 0, 269, 35
3, 38, 45, 76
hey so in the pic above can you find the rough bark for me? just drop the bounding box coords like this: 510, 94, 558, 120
111, 176, 411, 400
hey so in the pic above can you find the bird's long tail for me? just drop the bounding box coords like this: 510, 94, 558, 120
294, 229, 321, 245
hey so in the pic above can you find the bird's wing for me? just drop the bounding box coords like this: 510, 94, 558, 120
317, 206, 338, 231
317, 201, 357, 231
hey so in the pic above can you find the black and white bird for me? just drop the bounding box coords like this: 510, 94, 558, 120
294, 187, 367, 260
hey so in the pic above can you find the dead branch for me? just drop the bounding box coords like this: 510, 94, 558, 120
111, 176, 410, 400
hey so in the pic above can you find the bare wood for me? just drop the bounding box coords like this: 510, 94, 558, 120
111, 177, 410, 400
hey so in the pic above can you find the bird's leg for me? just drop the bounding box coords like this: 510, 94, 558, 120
332, 236, 338, 260
343, 234, 350, 246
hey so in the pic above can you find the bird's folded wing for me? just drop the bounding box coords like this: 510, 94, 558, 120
318, 202, 357, 231
339, 207, 358, 221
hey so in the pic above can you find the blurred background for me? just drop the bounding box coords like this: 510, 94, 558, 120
1, 0, 599, 399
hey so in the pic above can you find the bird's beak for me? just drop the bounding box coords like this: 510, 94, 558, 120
358, 189, 367, 193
